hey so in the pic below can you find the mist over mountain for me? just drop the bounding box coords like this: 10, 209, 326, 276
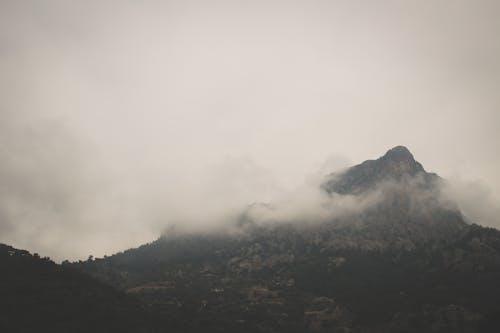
321, 146, 466, 242
2, 0, 500, 262
2, 146, 500, 332
192, 146, 467, 245
65, 146, 500, 333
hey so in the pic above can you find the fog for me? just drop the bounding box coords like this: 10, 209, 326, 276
1, 0, 500, 261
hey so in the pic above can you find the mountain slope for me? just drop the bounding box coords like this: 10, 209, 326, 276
0, 243, 164, 333
74, 146, 500, 332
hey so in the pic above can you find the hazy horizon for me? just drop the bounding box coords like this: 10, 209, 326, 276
1, 0, 500, 261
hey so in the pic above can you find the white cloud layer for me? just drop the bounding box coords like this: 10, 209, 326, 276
1, 0, 499, 260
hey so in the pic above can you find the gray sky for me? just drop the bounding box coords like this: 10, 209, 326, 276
1, 0, 500, 261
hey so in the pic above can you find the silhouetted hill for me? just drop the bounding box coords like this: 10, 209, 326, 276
74, 146, 500, 332
0, 243, 164, 333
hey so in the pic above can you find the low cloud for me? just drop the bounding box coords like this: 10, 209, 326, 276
1, 0, 500, 261
240, 175, 381, 228
442, 177, 500, 229
2, 111, 499, 262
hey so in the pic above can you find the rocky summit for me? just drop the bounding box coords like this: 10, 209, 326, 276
322, 145, 429, 195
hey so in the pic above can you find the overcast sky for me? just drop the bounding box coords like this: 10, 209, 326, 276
1, 0, 499, 261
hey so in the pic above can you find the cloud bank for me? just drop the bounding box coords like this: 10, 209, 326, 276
1, 0, 499, 260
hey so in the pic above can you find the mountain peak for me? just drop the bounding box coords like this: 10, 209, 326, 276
383, 146, 414, 161
322, 145, 428, 195
379, 145, 424, 176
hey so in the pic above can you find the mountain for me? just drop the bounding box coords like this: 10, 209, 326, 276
73, 146, 500, 332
